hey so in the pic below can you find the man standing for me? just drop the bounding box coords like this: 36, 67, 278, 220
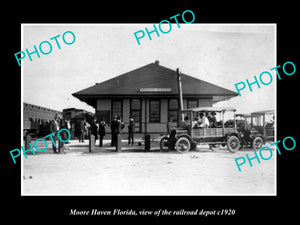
167, 117, 175, 134
110, 116, 118, 146
128, 116, 135, 146
79, 118, 85, 143
84, 119, 90, 140
63, 118, 71, 144
99, 118, 106, 147
50, 114, 60, 153
90, 117, 98, 144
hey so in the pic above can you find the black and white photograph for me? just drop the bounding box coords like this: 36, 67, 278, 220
4, 4, 299, 224
21, 24, 276, 196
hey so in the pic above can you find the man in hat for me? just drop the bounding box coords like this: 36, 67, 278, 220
209, 111, 217, 128
110, 116, 118, 146
128, 116, 135, 145
50, 114, 60, 153
79, 118, 85, 143
98, 118, 106, 147
90, 117, 98, 144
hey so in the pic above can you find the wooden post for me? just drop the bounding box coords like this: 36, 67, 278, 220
89, 134, 95, 152
116, 134, 122, 152
59, 140, 64, 154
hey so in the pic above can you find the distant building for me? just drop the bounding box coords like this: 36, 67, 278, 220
62, 108, 94, 121
72, 61, 238, 134
23, 102, 62, 131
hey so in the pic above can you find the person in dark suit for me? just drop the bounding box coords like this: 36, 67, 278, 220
90, 117, 98, 144
79, 118, 85, 143
209, 111, 217, 128
99, 118, 106, 147
128, 116, 135, 145
50, 114, 60, 153
110, 116, 118, 146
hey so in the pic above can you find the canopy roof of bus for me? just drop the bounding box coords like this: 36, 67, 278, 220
235, 113, 251, 117
182, 107, 236, 113
251, 110, 274, 115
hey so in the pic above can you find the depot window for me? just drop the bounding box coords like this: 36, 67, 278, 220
130, 99, 142, 132
187, 99, 198, 108
168, 99, 178, 122
149, 100, 160, 123
111, 100, 123, 119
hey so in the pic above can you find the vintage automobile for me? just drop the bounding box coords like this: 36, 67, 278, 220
250, 110, 275, 142
160, 107, 242, 153
235, 113, 264, 150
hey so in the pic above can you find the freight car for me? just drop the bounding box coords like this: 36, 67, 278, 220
23, 102, 62, 137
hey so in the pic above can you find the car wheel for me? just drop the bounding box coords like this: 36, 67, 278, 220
252, 136, 264, 150
227, 135, 240, 153
175, 137, 191, 153
159, 136, 169, 152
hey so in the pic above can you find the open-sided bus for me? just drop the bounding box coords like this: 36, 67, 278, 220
160, 107, 242, 153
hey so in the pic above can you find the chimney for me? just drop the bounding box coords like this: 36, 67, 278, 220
176, 68, 184, 111
154, 60, 159, 65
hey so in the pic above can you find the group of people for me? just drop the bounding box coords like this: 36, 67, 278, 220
77, 116, 135, 148
193, 111, 218, 128
181, 111, 218, 129
37, 118, 72, 139
109, 116, 135, 146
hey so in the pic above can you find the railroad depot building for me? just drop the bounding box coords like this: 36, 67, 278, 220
72, 61, 238, 134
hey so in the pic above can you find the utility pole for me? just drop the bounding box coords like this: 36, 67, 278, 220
177, 68, 184, 123
176, 68, 183, 111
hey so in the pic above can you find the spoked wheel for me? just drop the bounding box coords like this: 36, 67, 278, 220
252, 136, 263, 150
159, 136, 169, 152
227, 135, 241, 153
175, 137, 191, 153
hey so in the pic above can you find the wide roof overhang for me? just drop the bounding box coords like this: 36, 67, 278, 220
72, 62, 238, 109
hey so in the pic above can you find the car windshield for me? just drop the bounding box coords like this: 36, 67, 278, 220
252, 115, 264, 126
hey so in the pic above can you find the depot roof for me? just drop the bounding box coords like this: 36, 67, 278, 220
72, 61, 238, 108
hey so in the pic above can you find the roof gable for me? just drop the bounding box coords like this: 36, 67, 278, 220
73, 62, 238, 97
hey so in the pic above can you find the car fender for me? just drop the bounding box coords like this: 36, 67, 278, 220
176, 133, 196, 144
160, 134, 169, 139
224, 132, 242, 142
252, 133, 265, 143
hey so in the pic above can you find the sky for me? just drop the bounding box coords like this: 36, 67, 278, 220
22, 24, 276, 114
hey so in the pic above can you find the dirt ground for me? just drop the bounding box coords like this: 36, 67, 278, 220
22, 138, 276, 195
